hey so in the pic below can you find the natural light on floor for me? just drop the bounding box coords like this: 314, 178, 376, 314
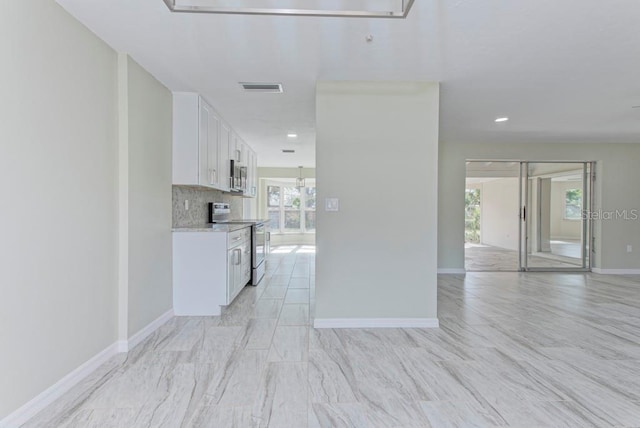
271, 245, 316, 254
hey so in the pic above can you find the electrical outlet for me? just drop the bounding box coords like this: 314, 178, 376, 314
184, 200, 189, 211
627, 245, 633, 253
325, 198, 339, 212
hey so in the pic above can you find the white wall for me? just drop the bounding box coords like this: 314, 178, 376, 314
124, 57, 173, 337
0, 5, 174, 422
0, 0, 118, 419
315, 81, 439, 323
550, 180, 582, 240
479, 178, 519, 251
439, 141, 640, 270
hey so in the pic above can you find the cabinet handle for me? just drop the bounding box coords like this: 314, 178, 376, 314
210, 169, 217, 185
238, 248, 242, 265
233, 236, 242, 241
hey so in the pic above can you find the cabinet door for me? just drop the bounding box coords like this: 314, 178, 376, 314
221, 122, 232, 191
229, 131, 239, 162
172, 92, 200, 185
198, 100, 211, 186
243, 149, 251, 196
208, 109, 220, 188
239, 139, 247, 165
228, 245, 245, 302
199, 99, 220, 188
244, 149, 256, 197
227, 248, 236, 304
219, 119, 230, 191
251, 149, 258, 197
242, 244, 252, 284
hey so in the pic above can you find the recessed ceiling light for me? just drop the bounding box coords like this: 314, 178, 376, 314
495, 117, 509, 123
287, 133, 298, 138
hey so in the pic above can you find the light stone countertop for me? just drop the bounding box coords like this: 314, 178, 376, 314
172, 224, 252, 233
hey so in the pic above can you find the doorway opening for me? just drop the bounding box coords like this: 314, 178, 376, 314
465, 161, 521, 271
465, 160, 594, 272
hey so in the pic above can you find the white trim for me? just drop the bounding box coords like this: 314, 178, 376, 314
592, 268, 640, 275
125, 309, 174, 352
117, 52, 130, 344
437, 268, 466, 274
0, 343, 120, 428
117, 340, 129, 353
0, 310, 175, 427
313, 318, 439, 329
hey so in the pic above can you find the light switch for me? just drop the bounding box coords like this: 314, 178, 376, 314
325, 198, 339, 212
184, 200, 189, 210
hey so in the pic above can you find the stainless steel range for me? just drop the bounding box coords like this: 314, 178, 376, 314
208, 202, 270, 285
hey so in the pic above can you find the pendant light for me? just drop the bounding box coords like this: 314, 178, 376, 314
296, 166, 306, 189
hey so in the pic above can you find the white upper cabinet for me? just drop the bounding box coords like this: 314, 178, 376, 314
244, 148, 257, 197
250, 148, 257, 197
219, 121, 231, 191
199, 99, 221, 188
173, 92, 201, 185
173, 92, 257, 196
229, 131, 241, 163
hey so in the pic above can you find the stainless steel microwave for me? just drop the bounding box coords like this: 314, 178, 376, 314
229, 159, 246, 193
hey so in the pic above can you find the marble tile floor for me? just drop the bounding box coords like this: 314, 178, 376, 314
23, 246, 640, 427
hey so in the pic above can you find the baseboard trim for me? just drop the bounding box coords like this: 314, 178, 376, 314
592, 268, 640, 275
0, 342, 120, 428
437, 268, 466, 274
124, 309, 174, 352
313, 318, 439, 329
1, 309, 175, 427
117, 340, 129, 353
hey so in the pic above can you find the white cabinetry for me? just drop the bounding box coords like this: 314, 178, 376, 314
245, 148, 257, 197
173, 227, 252, 316
173, 93, 221, 189
173, 92, 256, 196
227, 227, 251, 303
199, 101, 221, 188
219, 121, 231, 191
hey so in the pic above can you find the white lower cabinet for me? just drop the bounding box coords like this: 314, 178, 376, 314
173, 227, 251, 316
227, 241, 249, 304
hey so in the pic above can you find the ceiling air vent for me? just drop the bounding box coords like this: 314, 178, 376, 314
282, 149, 295, 153
240, 82, 283, 93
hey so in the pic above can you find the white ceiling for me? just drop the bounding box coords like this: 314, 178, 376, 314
56, 0, 640, 167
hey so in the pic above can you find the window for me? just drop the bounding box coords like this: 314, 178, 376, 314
465, 188, 481, 243
565, 189, 582, 220
267, 182, 316, 234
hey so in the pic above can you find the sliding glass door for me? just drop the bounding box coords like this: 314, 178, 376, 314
518, 161, 593, 271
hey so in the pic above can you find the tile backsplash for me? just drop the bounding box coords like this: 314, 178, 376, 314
172, 186, 243, 228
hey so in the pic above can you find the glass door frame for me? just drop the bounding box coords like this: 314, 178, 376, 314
518, 161, 594, 272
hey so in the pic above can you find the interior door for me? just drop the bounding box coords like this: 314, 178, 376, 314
519, 161, 592, 271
